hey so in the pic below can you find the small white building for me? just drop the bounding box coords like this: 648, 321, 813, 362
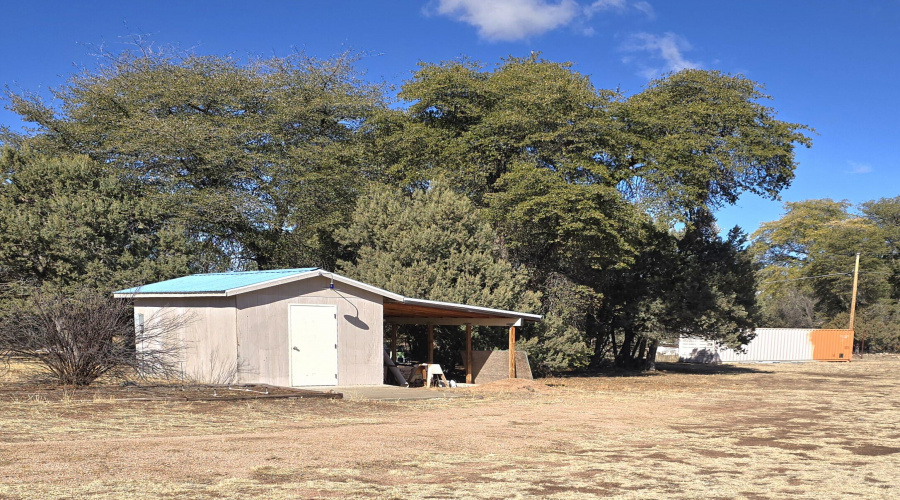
114, 268, 540, 387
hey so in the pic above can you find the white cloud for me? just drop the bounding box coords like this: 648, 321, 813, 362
585, 0, 654, 19
586, 0, 627, 13
434, 0, 580, 41
620, 32, 700, 77
847, 162, 872, 174
431, 0, 656, 41
632, 1, 655, 19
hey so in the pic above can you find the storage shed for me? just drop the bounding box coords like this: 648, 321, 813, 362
114, 268, 541, 387
678, 328, 854, 363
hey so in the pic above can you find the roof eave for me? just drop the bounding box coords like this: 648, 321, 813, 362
116, 269, 407, 301
112, 292, 229, 299
397, 297, 543, 321
384, 316, 532, 327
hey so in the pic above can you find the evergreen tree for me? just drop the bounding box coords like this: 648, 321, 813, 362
337, 183, 541, 367
337, 183, 539, 312
0, 148, 211, 296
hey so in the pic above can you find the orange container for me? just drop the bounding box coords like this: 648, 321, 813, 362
810, 329, 854, 361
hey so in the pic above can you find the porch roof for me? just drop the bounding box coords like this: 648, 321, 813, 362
383, 297, 541, 327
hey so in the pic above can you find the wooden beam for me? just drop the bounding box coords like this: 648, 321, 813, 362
508, 326, 516, 379
391, 323, 398, 362
427, 323, 434, 364
384, 317, 524, 327
465, 324, 473, 384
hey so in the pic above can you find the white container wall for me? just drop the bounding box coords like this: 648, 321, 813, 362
677, 336, 720, 363
679, 328, 853, 363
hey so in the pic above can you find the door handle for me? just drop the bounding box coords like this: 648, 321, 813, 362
293, 346, 300, 352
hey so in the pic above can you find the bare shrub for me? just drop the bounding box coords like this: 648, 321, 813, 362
0, 289, 192, 386
185, 348, 245, 385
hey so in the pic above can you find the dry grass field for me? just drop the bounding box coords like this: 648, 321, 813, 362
1, 357, 898, 499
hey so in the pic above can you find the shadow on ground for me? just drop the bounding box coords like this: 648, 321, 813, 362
547, 362, 772, 379
654, 362, 773, 375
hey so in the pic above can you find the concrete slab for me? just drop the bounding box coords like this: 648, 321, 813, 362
301, 385, 466, 401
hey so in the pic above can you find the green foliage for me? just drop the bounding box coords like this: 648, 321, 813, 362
379, 58, 808, 369
750, 199, 852, 325
337, 182, 539, 312
337, 183, 543, 367
389, 55, 618, 202
2, 48, 816, 371
6, 48, 384, 270
617, 70, 813, 218
518, 274, 598, 373
669, 220, 759, 348
487, 163, 641, 279
752, 197, 900, 352
597, 214, 760, 368
0, 148, 208, 295
826, 302, 900, 353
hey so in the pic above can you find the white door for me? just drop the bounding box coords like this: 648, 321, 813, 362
289, 304, 338, 386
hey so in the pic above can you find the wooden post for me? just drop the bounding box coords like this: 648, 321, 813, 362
849, 252, 861, 331
427, 323, 434, 364
508, 326, 516, 379
465, 324, 473, 384
849, 252, 861, 355
391, 323, 398, 362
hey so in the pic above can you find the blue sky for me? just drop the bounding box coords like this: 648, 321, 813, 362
1, 1, 897, 235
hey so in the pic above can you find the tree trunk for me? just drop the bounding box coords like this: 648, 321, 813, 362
615, 331, 634, 368
644, 339, 659, 371
591, 330, 613, 369
636, 337, 647, 361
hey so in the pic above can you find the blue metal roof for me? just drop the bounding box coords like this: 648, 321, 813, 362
115, 268, 318, 295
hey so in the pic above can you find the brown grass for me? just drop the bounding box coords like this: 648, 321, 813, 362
1, 357, 899, 499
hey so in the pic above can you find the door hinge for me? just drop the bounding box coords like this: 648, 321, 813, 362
335, 344, 338, 349
335, 373, 338, 379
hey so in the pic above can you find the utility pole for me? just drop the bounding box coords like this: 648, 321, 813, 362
849, 252, 861, 352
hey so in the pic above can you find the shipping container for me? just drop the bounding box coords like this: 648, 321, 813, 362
679, 328, 854, 363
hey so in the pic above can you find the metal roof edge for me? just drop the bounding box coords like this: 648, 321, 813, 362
224, 269, 323, 296
112, 292, 229, 299
320, 271, 405, 302
224, 270, 405, 301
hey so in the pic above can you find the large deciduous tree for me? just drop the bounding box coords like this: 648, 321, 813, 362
6, 47, 385, 270
615, 70, 812, 219
379, 56, 809, 369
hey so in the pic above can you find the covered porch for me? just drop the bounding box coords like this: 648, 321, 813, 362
382, 297, 542, 384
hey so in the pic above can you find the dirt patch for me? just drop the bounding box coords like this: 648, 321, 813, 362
2, 359, 900, 499
463, 378, 554, 394
694, 449, 750, 459
0, 382, 337, 402
847, 445, 900, 456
